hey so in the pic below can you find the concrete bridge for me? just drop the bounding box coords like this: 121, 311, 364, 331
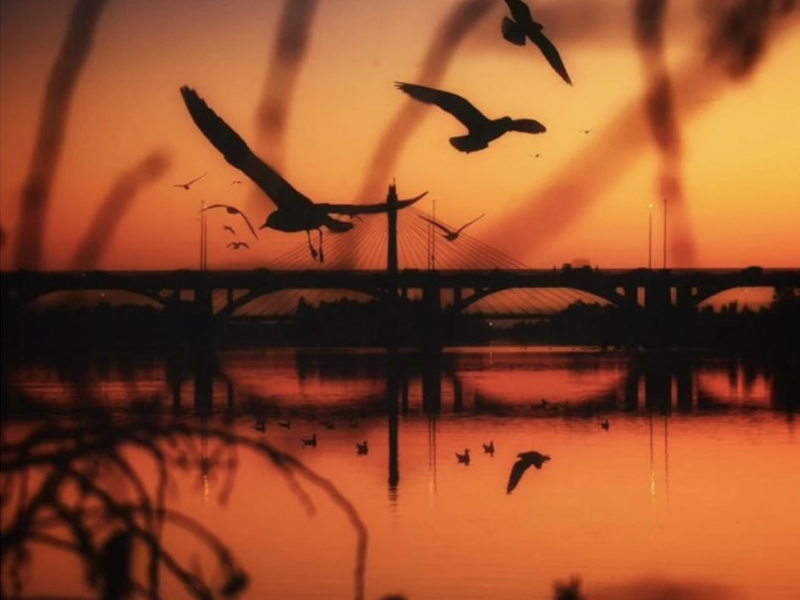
2, 267, 798, 320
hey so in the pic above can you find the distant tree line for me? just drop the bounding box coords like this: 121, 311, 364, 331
3, 288, 798, 353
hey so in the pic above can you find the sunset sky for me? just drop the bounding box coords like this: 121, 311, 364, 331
1, 0, 799, 271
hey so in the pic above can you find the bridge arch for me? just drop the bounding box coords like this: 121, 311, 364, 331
452, 285, 624, 315
16, 288, 170, 310
218, 286, 383, 319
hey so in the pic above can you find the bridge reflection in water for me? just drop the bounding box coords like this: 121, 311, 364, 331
5, 347, 796, 505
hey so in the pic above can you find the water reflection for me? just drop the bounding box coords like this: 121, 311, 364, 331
2, 347, 798, 600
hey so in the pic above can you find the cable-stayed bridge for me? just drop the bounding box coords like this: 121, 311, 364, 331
2, 192, 798, 322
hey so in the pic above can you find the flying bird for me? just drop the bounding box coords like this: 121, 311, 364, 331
418, 213, 485, 241
507, 450, 551, 494
227, 241, 249, 250
500, 0, 572, 85
180, 86, 427, 261
222, 224, 236, 235
173, 172, 207, 190
201, 204, 258, 239
395, 82, 546, 153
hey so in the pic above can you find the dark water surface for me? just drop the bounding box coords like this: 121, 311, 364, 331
2, 347, 798, 600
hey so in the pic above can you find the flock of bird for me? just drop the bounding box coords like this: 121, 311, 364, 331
455, 440, 552, 494
174, 0, 574, 262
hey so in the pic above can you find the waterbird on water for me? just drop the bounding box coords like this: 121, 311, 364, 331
278, 420, 291, 429
227, 241, 249, 250
395, 82, 546, 153
180, 86, 428, 262
483, 440, 495, 455
601, 419, 610, 430
356, 441, 369, 455
173, 172, 207, 190
500, 0, 572, 85
253, 418, 266, 433
456, 449, 471, 465
301, 433, 317, 447
507, 450, 551, 494
201, 204, 259, 239
418, 213, 485, 242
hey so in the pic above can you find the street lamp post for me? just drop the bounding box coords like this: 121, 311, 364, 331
662, 197, 667, 270
648, 203, 653, 269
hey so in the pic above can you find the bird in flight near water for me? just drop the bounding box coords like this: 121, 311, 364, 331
180, 86, 428, 262
395, 82, 546, 153
500, 0, 572, 85
227, 241, 249, 250
173, 172, 207, 190
418, 213, 485, 241
507, 450, 551, 494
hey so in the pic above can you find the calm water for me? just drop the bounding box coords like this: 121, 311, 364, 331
2, 347, 799, 600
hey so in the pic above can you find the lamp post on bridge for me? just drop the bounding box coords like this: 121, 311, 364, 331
662, 197, 667, 270
648, 203, 653, 269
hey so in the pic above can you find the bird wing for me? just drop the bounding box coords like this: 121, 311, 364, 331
507, 459, 531, 494
530, 30, 572, 85
418, 214, 452, 235
395, 82, 490, 131
317, 191, 428, 216
180, 86, 314, 211
235, 212, 259, 240
187, 172, 207, 186
456, 213, 485, 234
504, 0, 533, 24
201, 204, 259, 239
241, 242, 250, 249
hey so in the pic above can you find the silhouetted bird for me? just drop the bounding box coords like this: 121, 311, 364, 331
483, 440, 495, 455
173, 172, 207, 190
456, 448, 471, 465
201, 204, 258, 239
418, 213, 485, 241
507, 450, 551, 494
600, 419, 610, 430
180, 86, 427, 261
579, 129, 591, 134
395, 82, 546, 153
223, 224, 236, 235
231, 180, 243, 184
500, 0, 572, 85
227, 241, 249, 250
253, 418, 266, 433
318, 420, 335, 430
356, 440, 369, 455
278, 420, 291, 429
301, 433, 317, 447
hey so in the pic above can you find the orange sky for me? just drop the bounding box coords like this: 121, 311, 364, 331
1, 0, 799, 271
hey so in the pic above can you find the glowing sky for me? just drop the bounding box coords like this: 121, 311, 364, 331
1, 0, 799, 271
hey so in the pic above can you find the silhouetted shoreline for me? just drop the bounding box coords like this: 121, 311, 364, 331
3, 290, 798, 354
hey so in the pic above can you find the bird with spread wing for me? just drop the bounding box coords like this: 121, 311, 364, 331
418, 213, 485, 241
180, 86, 427, 262
227, 241, 249, 250
200, 204, 258, 239
501, 0, 572, 86
395, 82, 546, 153
507, 450, 551, 494
173, 172, 207, 190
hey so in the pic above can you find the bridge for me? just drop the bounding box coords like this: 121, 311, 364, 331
2, 266, 798, 319
2, 183, 798, 327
